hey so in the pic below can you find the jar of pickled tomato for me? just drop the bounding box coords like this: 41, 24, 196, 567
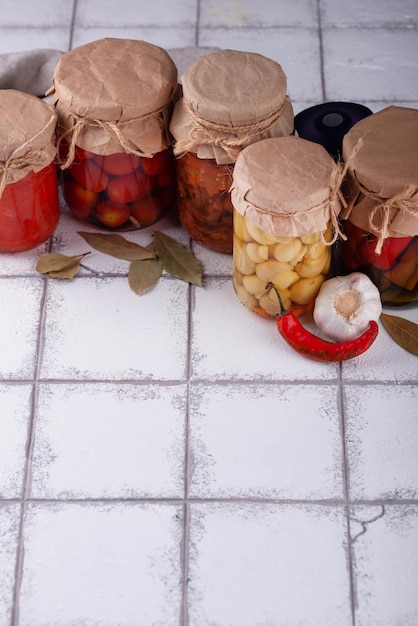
0, 90, 59, 252
50, 38, 178, 230
230, 136, 345, 317
340, 106, 418, 308
169, 49, 294, 253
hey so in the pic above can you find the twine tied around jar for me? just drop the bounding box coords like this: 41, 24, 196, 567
173, 97, 287, 161
57, 102, 171, 169
0, 123, 56, 199
353, 181, 418, 254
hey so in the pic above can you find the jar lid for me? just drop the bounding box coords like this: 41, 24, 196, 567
343, 106, 418, 197
0, 89, 57, 189
170, 49, 294, 164
51, 38, 178, 157
231, 136, 344, 237
342, 106, 418, 239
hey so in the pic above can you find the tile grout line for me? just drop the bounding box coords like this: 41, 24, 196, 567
316, 0, 327, 101
11, 269, 50, 626
338, 366, 357, 626
68, 0, 78, 50
179, 280, 194, 626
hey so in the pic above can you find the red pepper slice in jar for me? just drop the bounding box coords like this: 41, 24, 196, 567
268, 284, 379, 362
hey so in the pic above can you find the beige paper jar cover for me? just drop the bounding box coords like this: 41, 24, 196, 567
169, 49, 294, 165
230, 135, 345, 238
0, 89, 57, 193
341, 106, 418, 248
50, 38, 178, 162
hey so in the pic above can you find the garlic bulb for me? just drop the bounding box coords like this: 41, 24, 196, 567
313, 272, 382, 341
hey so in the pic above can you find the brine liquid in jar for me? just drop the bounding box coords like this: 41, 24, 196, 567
61, 143, 176, 230
340, 220, 418, 307
0, 164, 59, 252
176, 151, 234, 253
233, 209, 332, 317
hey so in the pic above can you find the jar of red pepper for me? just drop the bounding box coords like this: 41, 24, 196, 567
340, 106, 418, 308
169, 49, 294, 254
230, 136, 345, 317
0, 90, 59, 252
50, 38, 178, 230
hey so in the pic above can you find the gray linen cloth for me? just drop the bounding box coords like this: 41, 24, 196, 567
0, 46, 220, 97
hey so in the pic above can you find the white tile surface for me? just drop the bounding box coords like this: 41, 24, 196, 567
0, 385, 32, 498
75, 0, 197, 27
19, 502, 183, 626
198, 27, 323, 102
188, 503, 351, 626
321, 0, 418, 27
0, 503, 20, 625
0, 0, 74, 27
350, 504, 418, 626
323, 28, 418, 102
199, 0, 319, 27
0, 0, 417, 623
0, 278, 44, 379
342, 309, 418, 381
30, 383, 186, 498
189, 383, 344, 499
345, 385, 418, 500
0, 28, 70, 54
40, 276, 189, 380
191, 277, 339, 381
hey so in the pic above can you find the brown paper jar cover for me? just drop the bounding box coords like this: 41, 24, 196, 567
51, 38, 178, 157
231, 136, 344, 318
50, 38, 178, 231
231, 136, 344, 237
340, 106, 418, 307
0, 89, 59, 252
0, 89, 57, 188
341, 106, 418, 239
169, 49, 294, 165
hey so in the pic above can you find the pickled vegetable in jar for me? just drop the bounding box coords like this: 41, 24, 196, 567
230, 136, 345, 317
50, 38, 178, 230
0, 90, 59, 252
339, 106, 418, 308
170, 49, 294, 253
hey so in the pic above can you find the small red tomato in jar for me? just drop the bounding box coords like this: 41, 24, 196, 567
99, 152, 143, 176
62, 178, 98, 219
106, 169, 154, 204
130, 194, 162, 226
95, 200, 131, 228
69, 159, 109, 193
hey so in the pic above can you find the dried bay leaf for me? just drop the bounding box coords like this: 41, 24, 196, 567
36, 252, 90, 279
128, 257, 163, 295
78, 231, 156, 261
153, 231, 203, 286
381, 312, 418, 356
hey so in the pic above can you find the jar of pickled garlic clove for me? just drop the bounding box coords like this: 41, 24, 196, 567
230, 136, 345, 317
169, 49, 294, 254
339, 106, 418, 308
0, 90, 59, 252
51, 38, 178, 230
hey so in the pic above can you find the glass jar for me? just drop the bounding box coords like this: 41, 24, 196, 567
51, 38, 178, 230
170, 49, 294, 253
0, 90, 59, 252
231, 136, 345, 317
340, 106, 418, 307
61, 143, 176, 229
176, 151, 233, 252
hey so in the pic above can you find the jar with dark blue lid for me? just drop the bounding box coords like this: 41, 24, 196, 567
294, 102, 373, 160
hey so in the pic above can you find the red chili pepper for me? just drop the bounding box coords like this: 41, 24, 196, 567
268, 284, 379, 362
